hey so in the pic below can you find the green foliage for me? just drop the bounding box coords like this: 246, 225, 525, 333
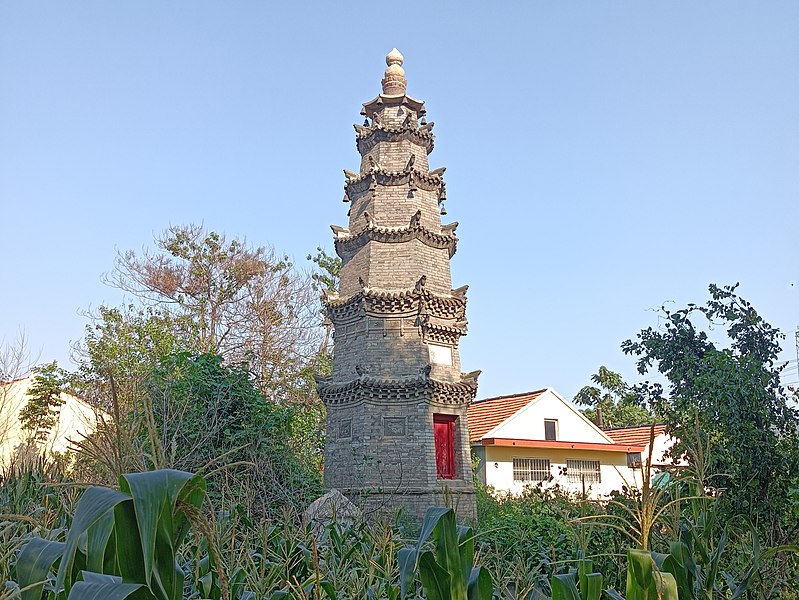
75, 305, 189, 405
15, 469, 205, 600
307, 246, 341, 292
474, 482, 631, 594
622, 548, 678, 600
20, 362, 69, 443
141, 352, 323, 516
398, 507, 492, 600
573, 366, 656, 428
4, 459, 798, 600
622, 283, 799, 535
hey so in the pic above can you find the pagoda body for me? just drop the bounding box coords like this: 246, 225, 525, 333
317, 50, 478, 520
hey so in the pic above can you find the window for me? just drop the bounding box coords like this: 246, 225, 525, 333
627, 452, 642, 469
566, 459, 601, 485
544, 419, 558, 441
513, 458, 551, 482
433, 414, 456, 480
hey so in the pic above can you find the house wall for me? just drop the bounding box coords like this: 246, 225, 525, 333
646, 433, 684, 467
487, 389, 609, 444
477, 444, 634, 498
0, 378, 100, 466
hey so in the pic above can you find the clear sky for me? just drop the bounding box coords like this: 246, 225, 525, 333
1, 2, 797, 400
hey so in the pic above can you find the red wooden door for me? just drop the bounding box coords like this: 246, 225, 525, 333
433, 414, 456, 480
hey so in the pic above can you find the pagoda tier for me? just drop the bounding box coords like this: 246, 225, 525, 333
319, 50, 477, 520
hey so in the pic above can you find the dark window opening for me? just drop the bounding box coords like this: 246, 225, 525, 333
433, 414, 456, 480
544, 419, 558, 441
627, 452, 642, 469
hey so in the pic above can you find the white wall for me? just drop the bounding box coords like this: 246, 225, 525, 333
486, 389, 611, 444
0, 378, 100, 466
478, 445, 636, 498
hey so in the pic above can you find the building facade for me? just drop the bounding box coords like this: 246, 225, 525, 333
470, 389, 647, 498
316, 50, 478, 519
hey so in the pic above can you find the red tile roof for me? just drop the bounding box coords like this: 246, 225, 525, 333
604, 424, 667, 446
467, 389, 547, 442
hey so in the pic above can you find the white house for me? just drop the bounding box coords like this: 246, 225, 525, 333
604, 424, 682, 471
468, 388, 646, 498
0, 377, 100, 467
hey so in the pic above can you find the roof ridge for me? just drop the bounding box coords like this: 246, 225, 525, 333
473, 388, 548, 404
603, 423, 666, 431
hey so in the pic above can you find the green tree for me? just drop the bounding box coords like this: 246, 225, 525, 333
574, 366, 657, 428
67, 226, 328, 508
307, 246, 341, 293
142, 352, 322, 514
69, 305, 189, 479
622, 283, 799, 537
110, 224, 322, 399
20, 361, 68, 443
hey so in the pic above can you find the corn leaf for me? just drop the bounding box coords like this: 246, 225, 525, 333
430, 509, 465, 600
16, 537, 66, 600
655, 572, 678, 600
56, 486, 131, 594
66, 581, 145, 600
119, 469, 204, 600
456, 525, 475, 584
418, 550, 451, 600
466, 566, 492, 600
79, 572, 122, 584
582, 573, 603, 600
551, 573, 580, 600
397, 547, 418, 600
86, 511, 115, 573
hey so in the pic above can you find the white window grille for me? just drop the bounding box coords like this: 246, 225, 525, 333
566, 459, 601, 485
512, 458, 551, 482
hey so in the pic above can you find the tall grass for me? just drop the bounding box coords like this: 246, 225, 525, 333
3, 456, 798, 600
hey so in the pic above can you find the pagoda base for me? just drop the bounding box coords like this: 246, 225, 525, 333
339, 480, 477, 522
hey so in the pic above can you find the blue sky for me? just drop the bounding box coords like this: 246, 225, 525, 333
1, 2, 797, 400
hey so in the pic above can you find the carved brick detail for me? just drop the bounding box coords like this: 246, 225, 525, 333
317, 375, 478, 407
334, 222, 458, 258
323, 289, 466, 325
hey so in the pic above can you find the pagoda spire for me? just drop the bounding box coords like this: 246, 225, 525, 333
381, 48, 407, 95
318, 50, 478, 521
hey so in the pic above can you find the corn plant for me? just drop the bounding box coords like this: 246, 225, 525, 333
613, 549, 678, 600
398, 507, 492, 600
15, 469, 206, 600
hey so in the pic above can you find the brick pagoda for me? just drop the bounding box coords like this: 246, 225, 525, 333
316, 49, 478, 520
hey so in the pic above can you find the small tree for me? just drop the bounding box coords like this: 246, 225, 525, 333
574, 366, 656, 428
19, 361, 68, 444
622, 283, 799, 537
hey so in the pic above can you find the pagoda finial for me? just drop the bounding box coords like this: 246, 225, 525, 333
381, 48, 407, 95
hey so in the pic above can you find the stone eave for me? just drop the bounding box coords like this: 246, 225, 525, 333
315, 372, 478, 407
355, 123, 435, 155
361, 93, 426, 117
332, 221, 458, 258
344, 167, 445, 197
322, 287, 467, 323
420, 319, 468, 344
